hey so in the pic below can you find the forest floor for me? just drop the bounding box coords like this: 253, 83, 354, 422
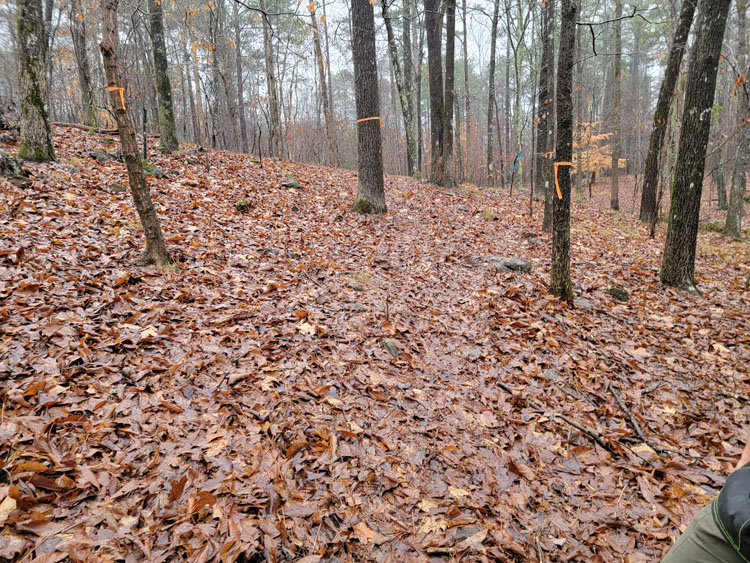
1, 127, 749, 562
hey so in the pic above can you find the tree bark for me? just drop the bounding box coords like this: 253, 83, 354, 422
310, 2, 336, 166
148, 0, 178, 153
70, 0, 95, 126
542, 0, 556, 233
381, 0, 417, 177
536, 0, 553, 206
260, 0, 282, 158
660, 0, 731, 291
425, 0, 444, 183
610, 0, 622, 210
351, 0, 385, 213
17, 0, 55, 162
550, 0, 576, 302
233, 1, 249, 153
639, 0, 696, 223
188, 23, 206, 145
461, 0, 470, 182
100, 0, 170, 267
726, 0, 748, 239
486, 0, 500, 187
442, 0, 456, 187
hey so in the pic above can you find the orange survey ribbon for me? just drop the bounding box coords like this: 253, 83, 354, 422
108, 86, 126, 110
356, 116, 381, 126
554, 161, 573, 200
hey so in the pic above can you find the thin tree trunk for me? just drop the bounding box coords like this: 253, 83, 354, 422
351, 0, 385, 213
661, 0, 731, 291
425, 0, 444, 183
610, 0, 622, 210
233, 1, 249, 153
100, 0, 170, 266
486, 0, 500, 187
17, 0, 55, 162
260, 0, 282, 158
726, 0, 748, 239
535, 0, 552, 202
188, 23, 206, 145
574, 23, 582, 193
550, 0, 576, 302
455, 89, 464, 183
639, 0, 696, 222
70, 0, 95, 126
442, 0, 456, 187
382, 0, 417, 176
148, 0, 178, 152
462, 0, 470, 182
542, 0, 556, 233
310, 2, 336, 165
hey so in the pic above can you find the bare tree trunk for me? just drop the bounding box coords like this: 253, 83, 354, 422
461, 0, 470, 182
260, 0, 282, 158
639, 0, 696, 222
661, 0, 731, 291
148, 0, 178, 152
425, 0, 444, 183
17, 0, 55, 162
382, 0, 417, 177
100, 0, 170, 267
310, 2, 336, 166
486, 0, 500, 187
610, 0, 622, 210
351, 0, 385, 213
442, 0, 456, 187
536, 0, 553, 220
188, 23, 206, 145
233, 1, 249, 153
542, 0, 556, 233
726, 0, 748, 239
550, 0, 576, 302
70, 0, 95, 126
455, 89, 464, 183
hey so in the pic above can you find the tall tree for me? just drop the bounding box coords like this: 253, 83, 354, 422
610, 0, 622, 210
101, 0, 170, 266
148, 0, 179, 152
726, 0, 749, 239
310, 1, 336, 166
536, 0, 554, 231
260, 0, 283, 158
233, 1, 249, 153
70, 0, 95, 126
550, 0, 576, 302
351, 0, 385, 213
661, 0, 732, 291
486, 0, 500, 186
639, 0, 696, 223
442, 0, 456, 187
462, 0, 470, 182
542, 0, 556, 233
17, 0, 55, 162
425, 0, 444, 183
381, 0, 418, 177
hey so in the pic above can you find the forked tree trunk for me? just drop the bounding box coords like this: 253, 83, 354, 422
148, 0, 178, 152
260, 0, 282, 158
660, 0, 731, 291
17, 0, 55, 162
442, 0, 456, 187
639, 0, 696, 223
351, 0, 385, 214
610, 0, 622, 211
550, 0, 576, 302
100, 0, 170, 267
486, 0, 500, 187
425, 0, 444, 183
70, 0, 95, 126
381, 0, 417, 177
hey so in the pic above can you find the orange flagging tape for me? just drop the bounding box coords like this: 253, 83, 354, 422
356, 116, 381, 126
554, 161, 573, 200
108, 86, 126, 110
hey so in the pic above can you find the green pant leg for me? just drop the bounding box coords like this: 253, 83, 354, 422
662, 503, 743, 562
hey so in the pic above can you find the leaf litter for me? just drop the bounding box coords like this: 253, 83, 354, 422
0, 127, 748, 561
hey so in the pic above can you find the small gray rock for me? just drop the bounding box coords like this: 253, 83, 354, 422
110, 182, 128, 193
0, 150, 25, 178
458, 204, 469, 212
281, 174, 301, 189
485, 256, 532, 274
56, 163, 80, 174
91, 148, 110, 162
573, 297, 594, 310
380, 338, 398, 357
607, 285, 630, 302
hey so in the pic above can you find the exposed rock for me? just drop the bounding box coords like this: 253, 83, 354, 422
56, 162, 80, 175
281, 174, 301, 189
0, 150, 26, 178
142, 160, 166, 178
380, 338, 398, 357
458, 204, 469, 212
485, 256, 531, 274
91, 148, 112, 162
607, 285, 630, 302
110, 182, 128, 193
573, 297, 594, 310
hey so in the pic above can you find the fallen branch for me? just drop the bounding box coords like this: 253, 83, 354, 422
607, 382, 645, 441
52, 122, 118, 134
